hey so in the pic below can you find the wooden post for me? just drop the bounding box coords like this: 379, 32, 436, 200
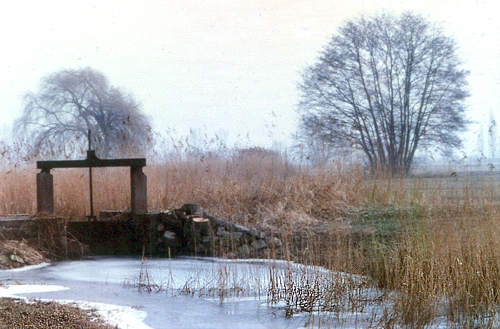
36, 170, 54, 215
131, 166, 147, 213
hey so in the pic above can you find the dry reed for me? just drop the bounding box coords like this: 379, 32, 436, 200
2, 137, 500, 327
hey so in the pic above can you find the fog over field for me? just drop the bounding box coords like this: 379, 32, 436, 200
0, 0, 498, 152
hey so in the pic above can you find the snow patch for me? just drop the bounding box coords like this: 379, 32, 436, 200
1, 262, 51, 272
0, 284, 68, 297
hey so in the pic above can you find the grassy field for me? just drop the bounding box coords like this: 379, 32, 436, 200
1, 144, 500, 328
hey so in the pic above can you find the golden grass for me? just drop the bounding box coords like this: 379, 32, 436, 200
0, 149, 361, 226
2, 145, 500, 327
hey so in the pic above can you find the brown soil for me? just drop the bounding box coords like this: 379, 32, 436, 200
0, 297, 117, 329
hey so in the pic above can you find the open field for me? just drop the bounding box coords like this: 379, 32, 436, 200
2, 144, 500, 327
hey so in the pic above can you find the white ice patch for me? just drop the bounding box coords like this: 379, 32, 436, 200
0, 284, 68, 297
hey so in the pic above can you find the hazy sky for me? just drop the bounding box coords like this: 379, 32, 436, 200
1, 0, 499, 151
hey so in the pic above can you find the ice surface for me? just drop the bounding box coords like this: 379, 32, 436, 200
0, 256, 431, 329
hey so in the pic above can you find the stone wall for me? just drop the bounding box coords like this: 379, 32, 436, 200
152, 204, 282, 258
0, 216, 67, 258
68, 204, 281, 258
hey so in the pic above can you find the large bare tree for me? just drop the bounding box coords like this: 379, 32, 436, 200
15, 67, 151, 159
297, 12, 469, 175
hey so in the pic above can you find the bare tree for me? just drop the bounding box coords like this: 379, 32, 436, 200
297, 12, 469, 175
15, 67, 151, 159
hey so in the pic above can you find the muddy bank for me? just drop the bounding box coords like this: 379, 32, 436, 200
0, 297, 117, 329
0, 240, 48, 270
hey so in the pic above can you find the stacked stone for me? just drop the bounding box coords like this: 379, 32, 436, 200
152, 204, 282, 258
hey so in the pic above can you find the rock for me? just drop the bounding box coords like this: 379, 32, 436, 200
216, 226, 226, 236
251, 239, 267, 250
10, 254, 24, 264
217, 229, 243, 240
0, 255, 9, 264
179, 204, 203, 216
249, 228, 265, 239
237, 244, 253, 255
164, 231, 177, 240
150, 204, 276, 257
153, 230, 180, 257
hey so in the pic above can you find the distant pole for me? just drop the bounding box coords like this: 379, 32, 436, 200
88, 129, 91, 150
87, 130, 96, 221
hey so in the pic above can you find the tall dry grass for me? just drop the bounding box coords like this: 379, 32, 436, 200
2, 136, 500, 327
355, 172, 500, 328
1, 145, 362, 229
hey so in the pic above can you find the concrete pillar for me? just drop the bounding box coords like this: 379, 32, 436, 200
36, 171, 54, 215
131, 166, 147, 213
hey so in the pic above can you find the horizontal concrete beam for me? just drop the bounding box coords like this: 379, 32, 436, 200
37, 158, 146, 171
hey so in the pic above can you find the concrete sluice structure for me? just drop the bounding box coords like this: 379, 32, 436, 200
0, 207, 278, 259
67, 206, 279, 258
0, 142, 279, 259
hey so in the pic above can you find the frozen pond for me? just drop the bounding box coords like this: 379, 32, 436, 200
0, 256, 405, 328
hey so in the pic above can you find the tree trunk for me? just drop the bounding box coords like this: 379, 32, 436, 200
183, 216, 212, 254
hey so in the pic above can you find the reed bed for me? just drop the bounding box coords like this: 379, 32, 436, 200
2, 138, 500, 327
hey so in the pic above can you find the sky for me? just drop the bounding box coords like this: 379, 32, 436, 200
0, 0, 499, 153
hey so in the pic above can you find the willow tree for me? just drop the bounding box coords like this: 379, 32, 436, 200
15, 67, 151, 159
297, 12, 469, 175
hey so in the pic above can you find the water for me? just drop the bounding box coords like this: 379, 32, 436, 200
0, 256, 310, 329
